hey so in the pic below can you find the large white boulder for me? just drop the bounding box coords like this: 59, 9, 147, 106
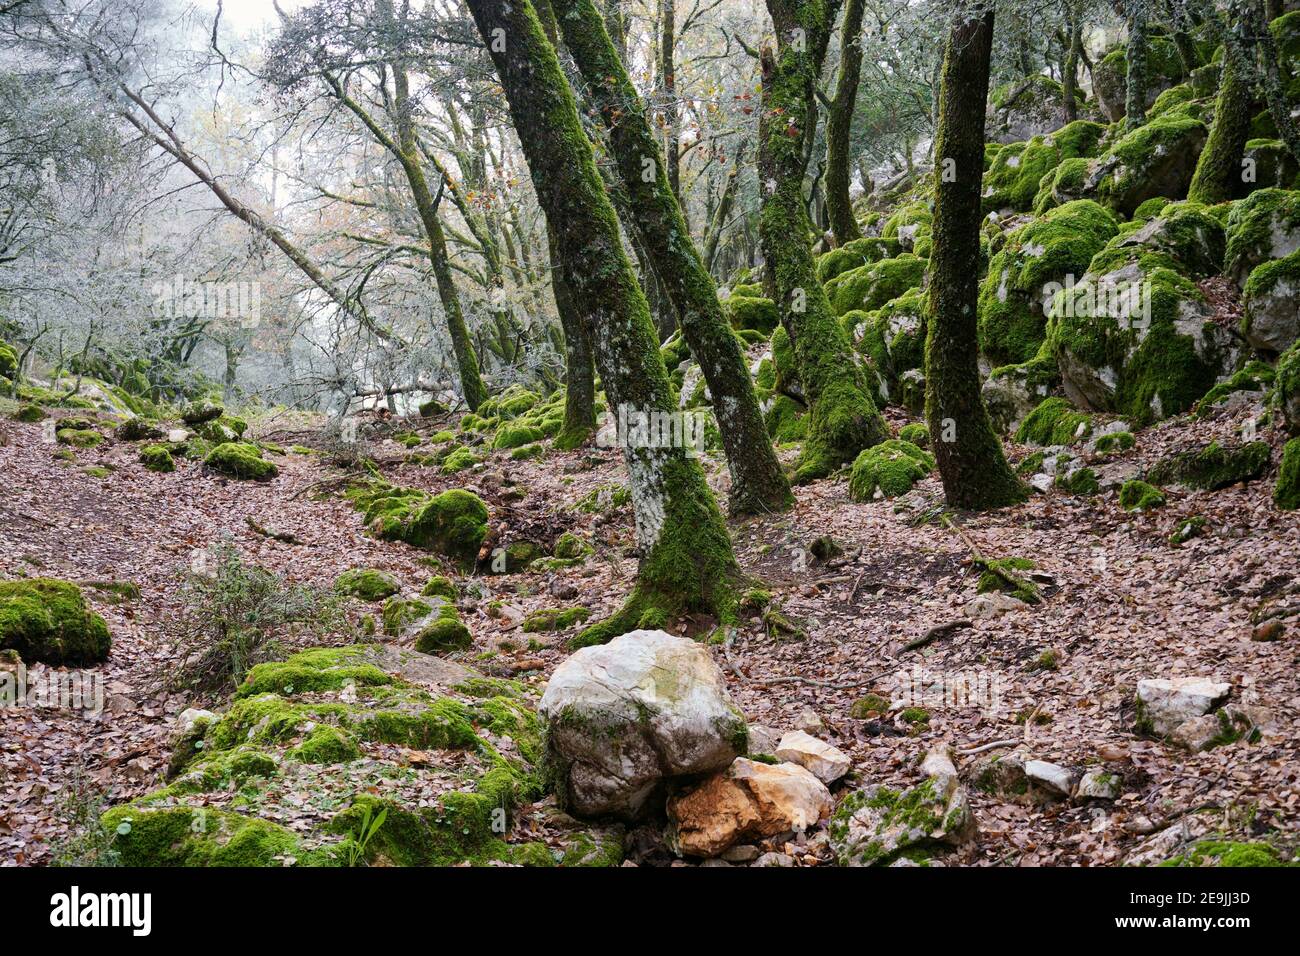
539, 630, 748, 821
1136, 677, 1230, 736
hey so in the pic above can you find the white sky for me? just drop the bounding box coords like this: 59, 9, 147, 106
203, 0, 306, 31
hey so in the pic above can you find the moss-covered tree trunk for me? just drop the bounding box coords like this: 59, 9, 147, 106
466, 0, 743, 643
550, 0, 792, 515
1251, 0, 1300, 166
1063, 0, 1084, 123
1125, 0, 1150, 129
1188, 30, 1254, 205
548, 230, 598, 448
759, 0, 888, 484
825, 0, 866, 246
924, 5, 1027, 511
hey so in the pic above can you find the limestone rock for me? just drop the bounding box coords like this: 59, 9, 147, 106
1075, 768, 1121, 801
539, 630, 748, 821
774, 730, 852, 784
1136, 677, 1231, 736
830, 757, 976, 866
965, 592, 1030, 617
1025, 759, 1075, 797
746, 724, 781, 755
666, 757, 833, 858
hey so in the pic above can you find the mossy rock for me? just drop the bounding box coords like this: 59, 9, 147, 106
1196, 360, 1275, 416
723, 295, 779, 334
12, 403, 45, 423
412, 603, 473, 654
181, 401, 224, 426
204, 442, 278, 480
1014, 397, 1091, 446
764, 393, 809, 444
335, 568, 401, 602
1087, 115, 1209, 217
848, 439, 934, 501
522, 606, 591, 632
0, 341, 17, 380
492, 422, 544, 450
815, 236, 901, 283
139, 443, 175, 473
982, 121, 1106, 214
352, 483, 489, 565
1092, 36, 1188, 123
56, 427, 103, 448
1278, 341, 1300, 434
1169, 515, 1208, 545
1160, 840, 1295, 868
1146, 441, 1270, 490
1112, 201, 1226, 279
552, 532, 588, 561
1242, 250, 1300, 355
422, 575, 458, 599
1224, 188, 1300, 286
0, 578, 111, 665
1119, 479, 1167, 511
975, 557, 1041, 604
824, 255, 926, 318
116, 418, 164, 441
441, 445, 481, 474
978, 200, 1119, 366
1055, 466, 1100, 495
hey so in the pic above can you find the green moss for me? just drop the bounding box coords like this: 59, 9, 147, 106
493, 423, 544, 450
849, 694, 890, 718
897, 422, 929, 447
825, 255, 926, 317
56, 427, 103, 448
236, 647, 393, 697
573, 483, 631, 514
723, 295, 780, 334
288, 724, 362, 764
351, 485, 490, 565
0, 578, 111, 665
1093, 431, 1135, 454
983, 122, 1107, 214
1197, 361, 1275, 414
510, 443, 544, 461
899, 707, 929, 725
413, 603, 472, 654
12, 403, 45, 422
1169, 514, 1207, 545
102, 805, 328, 867
381, 597, 433, 637
975, 557, 1041, 604
1147, 441, 1270, 490
139, 443, 175, 473
1092, 115, 1209, 216
1015, 397, 1092, 446
1055, 466, 1100, 495
1225, 187, 1300, 283
552, 532, 588, 561
848, 439, 934, 501
1161, 840, 1294, 868
1274, 437, 1300, 510
421, 575, 458, 599
334, 568, 400, 602
815, 236, 901, 282
204, 442, 277, 480
522, 606, 591, 632
764, 393, 809, 443
1119, 479, 1167, 511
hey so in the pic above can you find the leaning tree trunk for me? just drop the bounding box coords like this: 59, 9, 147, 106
466, 0, 743, 644
1251, 0, 1300, 166
925, 4, 1027, 511
1125, 0, 1150, 129
551, 0, 792, 515
759, 0, 888, 484
1188, 22, 1254, 205
1063, 0, 1084, 122
825, 0, 867, 246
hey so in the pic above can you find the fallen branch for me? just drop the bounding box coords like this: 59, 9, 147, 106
903, 619, 973, 653
956, 738, 1019, 757
245, 516, 304, 545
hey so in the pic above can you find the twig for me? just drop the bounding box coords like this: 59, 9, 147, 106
956, 738, 1019, 757
903, 619, 973, 653
245, 516, 304, 545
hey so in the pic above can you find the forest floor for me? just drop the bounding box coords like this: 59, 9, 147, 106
1, 388, 1298, 867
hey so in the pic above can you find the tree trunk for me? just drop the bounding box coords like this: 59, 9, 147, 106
1125, 0, 1150, 129
467, 0, 743, 643
1063, 0, 1083, 122
1188, 25, 1254, 204
551, 0, 792, 515
825, 0, 866, 246
925, 5, 1027, 511
759, 0, 888, 484
1251, 0, 1300, 166
548, 229, 598, 448
661, 0, 684, 225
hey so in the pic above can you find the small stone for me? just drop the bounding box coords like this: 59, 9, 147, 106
775, 730, 851, 784
1076, 769, 1121, 801
167, 428, 189, 443
699, 858, 732, 867
1251, 620, 1285, 642
753, 851, 795, 867
795, 708, 825, 735
1025, 760, 1075, 797
721, 844, 759, 863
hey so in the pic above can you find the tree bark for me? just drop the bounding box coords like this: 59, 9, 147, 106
759, 0, 888, 484
466, 0, 743, 643
1250, 0, 1300, 166
924, 4, 1027, 511
551, 0, 792, 515
1188, 21, 1254, 204
825, 0, 866, 245
1125, 0, 1151, 129
1063, 0, 1084, 122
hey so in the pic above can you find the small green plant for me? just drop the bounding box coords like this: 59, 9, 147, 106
173, 540, 346, 692
47, 768, 121, 867
343, 803, 389, 867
